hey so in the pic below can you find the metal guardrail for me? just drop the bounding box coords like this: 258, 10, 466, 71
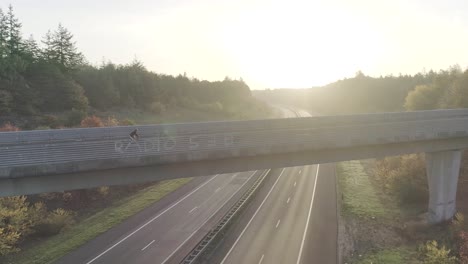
181, 169, 272, 264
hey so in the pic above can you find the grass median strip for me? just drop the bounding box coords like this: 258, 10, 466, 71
337, 160, 387, 218
6, 178, 192, 264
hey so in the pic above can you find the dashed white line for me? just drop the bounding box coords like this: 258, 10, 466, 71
161, 171, 258, 264
189, 206, 198, 213
287, 197, 291, 204
141, 240, 155, 251
258, 254, 265, 264
215, 187, 221, 193
299, 170, 302, 174
220, 169, 285, 264
85, 174, 219, 264
296, 165, 320, 264
294, 181, 297, 187
276, 219, 281, 228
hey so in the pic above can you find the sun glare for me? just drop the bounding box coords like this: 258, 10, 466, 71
219, 1, 386, 88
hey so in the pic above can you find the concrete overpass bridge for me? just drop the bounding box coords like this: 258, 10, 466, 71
2, 109, 468, 223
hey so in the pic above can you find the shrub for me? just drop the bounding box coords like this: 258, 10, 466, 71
419, 240, 458, 264
119, 118, 136, 126
64, 109, 87, 127
0, 122, 20, 132
198, 102, 224, 113
0, 196, 32, 255
34, 208, 75, 236
80, 115, 104, 128
375, 154, 428, 204
103, 116, 119, 127
35, 125, 51, 130
150, 101, 166, 114
40, 114, 60, 128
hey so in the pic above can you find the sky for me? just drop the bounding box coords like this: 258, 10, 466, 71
5, 0, 468, 89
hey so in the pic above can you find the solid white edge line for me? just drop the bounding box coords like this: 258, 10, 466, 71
141, 240, 155, 251
258, 254, 265, 264
160, 170, 258, 264
296, 164, 320, 264
220, 168, 285, 264
85, 174, 219, 264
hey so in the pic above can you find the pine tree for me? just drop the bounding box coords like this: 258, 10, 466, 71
41, 30, 56, 61
5, 5, 22, 56
51, 24, 83, 70
0, 8, 8, 59
23, 34, 40, 62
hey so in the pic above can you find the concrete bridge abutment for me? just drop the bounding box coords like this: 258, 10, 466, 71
425, 150, 461, 223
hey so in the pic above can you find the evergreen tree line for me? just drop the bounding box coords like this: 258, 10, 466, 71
0, 5, 253, 123
257, 66, 468, 114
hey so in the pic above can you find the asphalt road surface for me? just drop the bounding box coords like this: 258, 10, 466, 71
56, 171, 260, 264
216, 164, 337, 264
211, 108, 338, 264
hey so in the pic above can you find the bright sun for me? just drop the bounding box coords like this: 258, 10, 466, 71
219, 1, 385, 89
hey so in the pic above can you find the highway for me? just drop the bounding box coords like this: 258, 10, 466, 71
211, 108, 337, 264
56, 108, 337, 264
56, 171, 261, 264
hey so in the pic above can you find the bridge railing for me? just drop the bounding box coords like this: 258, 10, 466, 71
2, 109, 468, 179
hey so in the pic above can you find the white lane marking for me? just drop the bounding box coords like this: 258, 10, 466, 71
294, 181, 297, 187
276, 219, 281, 229
258, 254, 265, 264
299, 170, 302, 174
296, 165, 320, 264
221, 168, 285, 264
189, 206, 198, 213
85, 174, 219, 264
232, 173, 238, 178
161, 171, 258, 264
287, 197, 290, 204
199, 173, 239, 208
141, 240, 155, 251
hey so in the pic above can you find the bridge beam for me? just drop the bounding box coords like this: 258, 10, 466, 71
426, 150, 461, 223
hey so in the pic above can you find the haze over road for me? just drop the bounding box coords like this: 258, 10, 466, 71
215, 108, 338, 264
56, 171, 260, 264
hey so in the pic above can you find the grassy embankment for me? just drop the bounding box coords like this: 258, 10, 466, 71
5, 178, 191, 264
337, 160, 419, 263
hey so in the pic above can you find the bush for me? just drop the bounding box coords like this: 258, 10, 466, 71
80, 115, 104, 128
119, 118, 136, 126
198, 102, 224, 113
0, 122, 20, 132
64, 109, 87, 127
34, 208, 75, 236
375, 154, 428, 204
40, 114, 60, 128
103, 116, 119, 127
419, 240, 457, 264
150, 101, 166, 114
0, 196, 32, 255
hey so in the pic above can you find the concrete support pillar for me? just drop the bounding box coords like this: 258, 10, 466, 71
425, 150, 461, 223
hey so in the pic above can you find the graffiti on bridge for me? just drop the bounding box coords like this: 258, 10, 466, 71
114, 134, 235, 154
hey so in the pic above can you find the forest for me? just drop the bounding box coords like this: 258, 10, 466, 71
0, 5, 269, 130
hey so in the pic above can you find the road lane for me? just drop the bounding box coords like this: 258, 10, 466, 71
57, 171, 259, 264
220, 166, 318, 264
212, 107, 337, 264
